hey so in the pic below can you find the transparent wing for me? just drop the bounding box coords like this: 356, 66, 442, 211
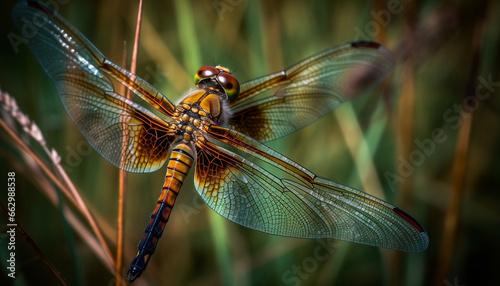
229, 42, 394, 142
194, 126, 429, 252
13, 1, 178, 172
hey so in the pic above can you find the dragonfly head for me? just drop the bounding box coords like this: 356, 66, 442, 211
194, 66, 240, 101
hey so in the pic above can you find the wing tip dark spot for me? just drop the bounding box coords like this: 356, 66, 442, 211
351, 41, 381, 49
27, 1, 55, 16
393, 207, 426, 233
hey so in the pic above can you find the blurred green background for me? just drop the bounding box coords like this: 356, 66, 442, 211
1, 0, 499, 285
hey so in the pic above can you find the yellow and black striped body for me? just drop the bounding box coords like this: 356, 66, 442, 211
127, 87, 225, 281
127, 143, 195, 281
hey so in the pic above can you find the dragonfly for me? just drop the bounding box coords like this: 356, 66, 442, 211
13, 1, 429, 282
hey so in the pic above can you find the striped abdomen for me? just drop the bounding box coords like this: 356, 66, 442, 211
127, 142, 195, 281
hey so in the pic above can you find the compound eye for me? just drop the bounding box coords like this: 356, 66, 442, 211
194, 66, 219, 85
217, 72, 240, 101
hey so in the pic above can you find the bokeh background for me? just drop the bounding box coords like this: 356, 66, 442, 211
1, 0, 499, 285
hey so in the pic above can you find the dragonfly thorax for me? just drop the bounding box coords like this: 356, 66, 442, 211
176, 89, 231, 141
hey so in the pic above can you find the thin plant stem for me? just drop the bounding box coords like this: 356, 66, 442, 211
116, 1, 143, 284
433, 5, 486, 284
116, 39, 128, 285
